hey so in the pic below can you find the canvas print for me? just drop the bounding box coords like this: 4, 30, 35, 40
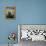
5, 6, 16, 19
8, 32, 18, 46
18, 25, 46, 41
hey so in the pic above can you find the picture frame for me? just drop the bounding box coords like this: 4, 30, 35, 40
5, 6, 16, 19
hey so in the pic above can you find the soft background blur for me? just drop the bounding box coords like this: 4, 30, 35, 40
0, 0, 46, 44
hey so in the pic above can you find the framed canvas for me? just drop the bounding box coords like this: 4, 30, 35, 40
5, 6, 16, 19
18, 24, 46, 41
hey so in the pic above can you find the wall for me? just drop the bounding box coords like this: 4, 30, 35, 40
0, 0, 46, 44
